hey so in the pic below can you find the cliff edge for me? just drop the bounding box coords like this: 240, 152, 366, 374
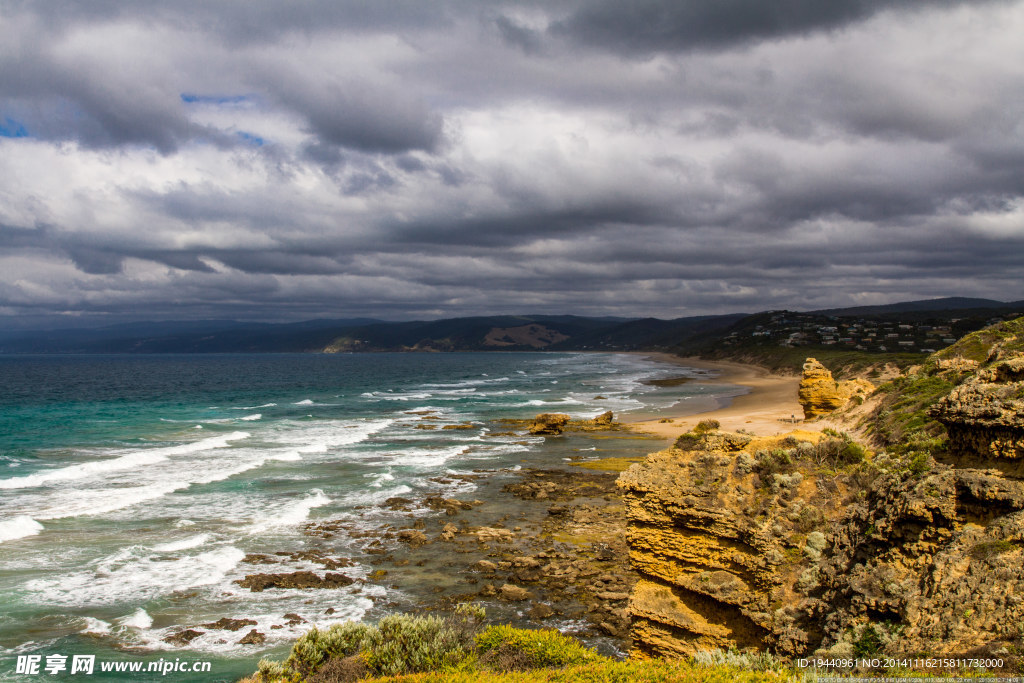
621, 317, 1024, 662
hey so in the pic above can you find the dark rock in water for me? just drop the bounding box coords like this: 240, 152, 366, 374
200, 617, 257, 631
397, 529, 429, 547
499, 584, 533, 601
528, 413, 571, 435
237, 629, 266, 645
283, 613, 306, 625
423, 495, 477, 516
384, 497, 414, 510
234, 570, 353, 592
529, 603, 555, 619
323, 572, 354, 586
163, 629, 204, 645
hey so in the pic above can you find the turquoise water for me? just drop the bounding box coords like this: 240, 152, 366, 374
0, 352, 735, 681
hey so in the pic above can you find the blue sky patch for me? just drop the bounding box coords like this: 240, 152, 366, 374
180, 93, 252, 105
236, 131, 265, 147
0, 117, 29, 138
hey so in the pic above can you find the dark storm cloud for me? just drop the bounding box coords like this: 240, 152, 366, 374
4, 0, 456, 43
0, 0, 1022, 325
268, 78, 444, 155
553, 0, 1008, 54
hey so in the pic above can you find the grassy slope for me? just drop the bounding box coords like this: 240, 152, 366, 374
355, 661, 795, 682
865, 315, 1024, 455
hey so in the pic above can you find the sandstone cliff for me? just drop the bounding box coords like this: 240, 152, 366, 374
931, 353, 1024, 469
797, 358, 874, 419
618, 429, 846, 658
622, 317, 1024, 663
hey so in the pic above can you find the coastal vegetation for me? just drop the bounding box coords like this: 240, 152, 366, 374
245, 609, 797, 682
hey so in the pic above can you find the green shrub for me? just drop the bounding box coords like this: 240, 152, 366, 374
282, 622, 372, 678
753, 449, 795, 478
969, 540, 1019, 561
262, 606, 486, 681
361, 614, 472, 676
904, 452, 932, 477
692, 647, 782, 672
852, 624, 884, 658
693, 419, 720, 434
674, 432, 701, 451
256, 658, 287, 682
475, 626, 600, 671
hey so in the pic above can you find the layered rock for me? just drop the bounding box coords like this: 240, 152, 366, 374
812, 467, 1024, 657
797, 358, 873, 419
620, 427, 1024, 661
618, 430, 837, 658
528, 413, 571, 435
931, 353, 1024, 466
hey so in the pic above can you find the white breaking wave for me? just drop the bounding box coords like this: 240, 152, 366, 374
1, 421, 393, 523
80, 617, 113, 635
152, 534, 211, 552
247, 489, 331, 534
239, 413, 262, 421
24, 546, 245, 606
118, 608, 153, 629
343, 484, 412, 507
365, 470, 394, 488
293, 399, 314, 405
0, 432, 250, 490
0, 515, 44, 543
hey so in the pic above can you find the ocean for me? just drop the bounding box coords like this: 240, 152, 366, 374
0, 352, 740, 681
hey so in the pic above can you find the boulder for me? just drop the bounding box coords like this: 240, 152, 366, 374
499, 584, 533, 601
200, 618, 257, 631
397, 529, 429, 547
234, 571, 354, 592
237, 629, 266, 645
528, 413, 571, 435
797, 358, 873, 419
163, 629, 204, 645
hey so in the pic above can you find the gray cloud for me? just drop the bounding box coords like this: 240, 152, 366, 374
0, 0, 1022, 326
553, 0, 1008, 54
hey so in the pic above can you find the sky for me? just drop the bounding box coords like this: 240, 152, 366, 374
1, 0, 1023, 328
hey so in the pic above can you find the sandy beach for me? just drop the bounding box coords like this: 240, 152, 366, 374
630, 353, 809, 438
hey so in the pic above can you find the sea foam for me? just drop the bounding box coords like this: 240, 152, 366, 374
0, 432, 250, 490
0, 515, 44, 543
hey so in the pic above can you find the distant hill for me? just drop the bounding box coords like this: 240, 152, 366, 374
811, 297, 1024, 318
0, 313, 745, 355
1, 297, 1021, 355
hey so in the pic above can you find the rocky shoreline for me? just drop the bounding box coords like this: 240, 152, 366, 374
162, 412, 663, 655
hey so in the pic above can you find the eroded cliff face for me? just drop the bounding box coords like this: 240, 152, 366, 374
798, 358, 874, 419
621, 427, 1024, 660
618, 430, 844, 659
623, 323, 1024, 661
931, 353, 1024, 469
